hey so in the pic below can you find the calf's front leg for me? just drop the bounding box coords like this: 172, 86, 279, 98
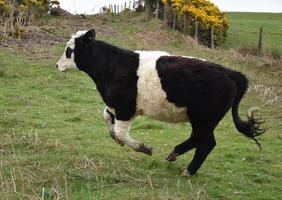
103, 107, 124, 146
115, 120, 153, 156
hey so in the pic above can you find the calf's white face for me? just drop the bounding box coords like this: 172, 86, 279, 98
56, 30, 87, 71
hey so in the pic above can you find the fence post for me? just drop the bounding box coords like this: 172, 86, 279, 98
210, 25, 215, 49
232, 28, 236, 48
114, 5, 117, 14
257, 27, 263, 57
181, 17, 184, 32
183, 16, 187, 35
163, 5, 167, 25
155, 1, 159, 19
194, 20, 198, 42
172, 12, 176, 30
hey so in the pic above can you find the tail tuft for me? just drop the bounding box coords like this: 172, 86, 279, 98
246, 107, 265, 150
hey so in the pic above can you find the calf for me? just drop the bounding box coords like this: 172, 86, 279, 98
56, 29, 264, 176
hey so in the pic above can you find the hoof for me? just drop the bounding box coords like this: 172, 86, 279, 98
165, 151, 179, 162
181, 169, 192, 177
136, 143, 153, 156
110, 131, 124, 146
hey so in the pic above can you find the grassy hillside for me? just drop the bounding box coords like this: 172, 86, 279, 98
0, 12, 282, 199
224, 12, 282, 56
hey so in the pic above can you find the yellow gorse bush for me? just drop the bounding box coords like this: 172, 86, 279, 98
0, 0, 4, 7
21, 0, 49, 12
162, 0, 228, 46
163, 0, 228, 28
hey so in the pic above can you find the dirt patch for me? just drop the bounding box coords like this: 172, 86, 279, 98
0, 14, 119, 59
2, 28, 64, 48
0, 28, 64, 60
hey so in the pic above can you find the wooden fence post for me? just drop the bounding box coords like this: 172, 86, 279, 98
210, 25, 215, 49
232, 28, 236, 48
155, 1, 159, 19
257, 27, 263, 57
181, 17, 184, 32
183, 16, 187, 35
172, 12, 176, 30
163, 5, 167, 25
114, 5, 117, 14
194, 20, 198, 42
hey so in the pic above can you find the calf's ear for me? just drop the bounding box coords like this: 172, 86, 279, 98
83, 29, 96, 44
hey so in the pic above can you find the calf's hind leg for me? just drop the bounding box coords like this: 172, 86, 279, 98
166, 132, 196, 161
182, 128, 216, 176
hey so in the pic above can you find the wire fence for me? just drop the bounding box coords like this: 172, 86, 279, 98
77, 1, 282, 58
224, 27, 282, 57
100, 0, 282, 58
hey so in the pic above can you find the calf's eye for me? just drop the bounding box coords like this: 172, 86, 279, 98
65, 47, 74, 58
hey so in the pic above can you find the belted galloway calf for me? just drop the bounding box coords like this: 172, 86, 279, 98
56, 29, 264, 176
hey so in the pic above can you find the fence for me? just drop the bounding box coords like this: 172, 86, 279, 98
225, 27, 282, 58
160, 4, 282, 57
99, 1, 282, 58
99, 0, 139, 14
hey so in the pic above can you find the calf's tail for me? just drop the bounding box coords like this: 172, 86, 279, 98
228, 71, 265, 150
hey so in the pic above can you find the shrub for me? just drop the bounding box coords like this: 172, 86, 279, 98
162, 0, 228, 46
0, 0, 60, 39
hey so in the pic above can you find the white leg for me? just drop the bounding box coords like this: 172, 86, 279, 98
103, 107, 124, 146
115, 119, 153, 155
103, 107, 115, 133
115, 120, 138, 149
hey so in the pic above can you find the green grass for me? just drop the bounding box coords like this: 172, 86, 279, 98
224, 12, 282, 56
0, 12, 282, 199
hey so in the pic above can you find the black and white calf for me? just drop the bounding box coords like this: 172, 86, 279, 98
56, 29, 264, 176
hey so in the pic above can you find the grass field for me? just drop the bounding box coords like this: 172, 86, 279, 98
0, 12, 282, 199
224, 12, 282, 56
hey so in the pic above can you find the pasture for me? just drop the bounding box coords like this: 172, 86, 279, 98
0, 12, 282, 199
224, 12, 282, 56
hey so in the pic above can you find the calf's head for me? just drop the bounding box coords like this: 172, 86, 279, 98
56, 30, 92, 71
